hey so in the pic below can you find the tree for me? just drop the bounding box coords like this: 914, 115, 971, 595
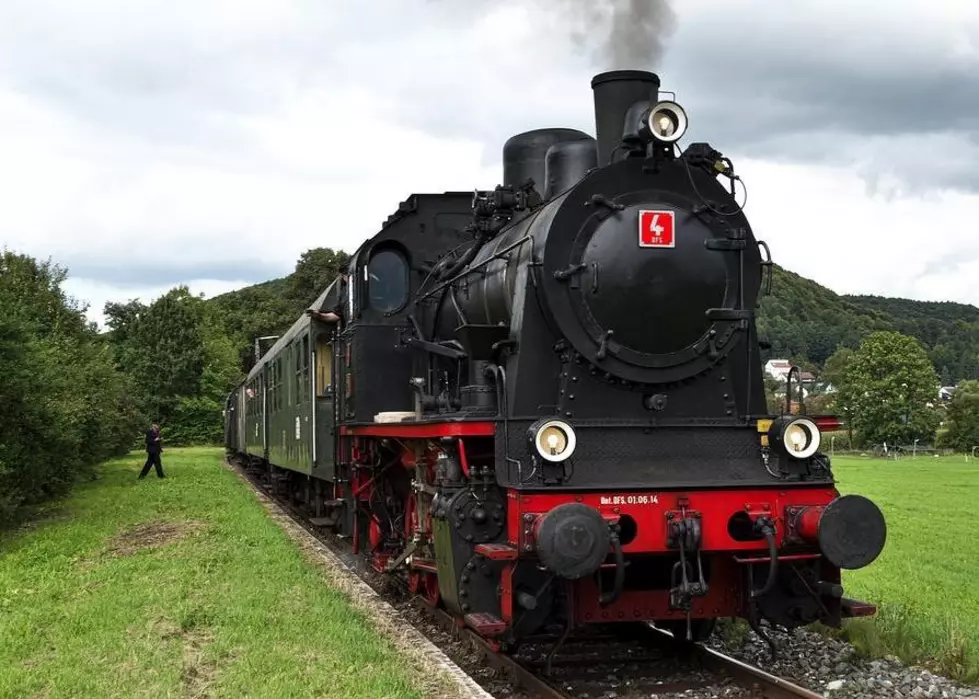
764, 375, 783, 413
290, 247, 349, 305
942, 380, 979, 452
822, 347, 855, 391
105, 286, 242, 445
838, 331, 941, 447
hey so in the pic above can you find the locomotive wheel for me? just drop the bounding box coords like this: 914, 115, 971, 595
408, 571, 423, 594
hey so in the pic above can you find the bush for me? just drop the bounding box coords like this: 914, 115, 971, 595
0, 252, 138, 526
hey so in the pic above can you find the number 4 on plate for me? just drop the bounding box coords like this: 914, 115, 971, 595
638, 210, 675, 248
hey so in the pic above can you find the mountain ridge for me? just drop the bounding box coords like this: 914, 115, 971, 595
208, 256, 979, 384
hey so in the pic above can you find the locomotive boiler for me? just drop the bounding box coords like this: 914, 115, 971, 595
225, 69, 887, 653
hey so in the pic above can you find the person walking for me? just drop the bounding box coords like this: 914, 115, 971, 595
138, 423, 166, 479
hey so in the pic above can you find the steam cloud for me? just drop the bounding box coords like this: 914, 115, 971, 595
549, 0, 676, 69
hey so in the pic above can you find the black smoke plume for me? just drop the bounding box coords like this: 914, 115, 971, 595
550, 0, 676, 69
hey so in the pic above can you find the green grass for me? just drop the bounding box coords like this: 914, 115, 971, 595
832, 453, 979, 682
0, 448, 429, 699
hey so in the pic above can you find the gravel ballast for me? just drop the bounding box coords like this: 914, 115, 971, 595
706, 622, 979, 699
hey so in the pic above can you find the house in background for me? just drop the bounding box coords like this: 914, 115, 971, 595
939, 386, 956, 401
764, 359, 818, 387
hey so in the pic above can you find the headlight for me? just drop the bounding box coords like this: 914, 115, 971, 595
647, 100, 688, 143
530, 419, 577, 462
769, 417, 821, 459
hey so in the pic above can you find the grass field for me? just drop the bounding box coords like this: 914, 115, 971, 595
0, 448, 431, 699
832, 454, 979, 682
3, 447, 977, 693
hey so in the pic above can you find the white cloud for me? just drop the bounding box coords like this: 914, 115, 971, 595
738, 158, 979, 303
0, 0, 977, 331
61, 277, 253, 328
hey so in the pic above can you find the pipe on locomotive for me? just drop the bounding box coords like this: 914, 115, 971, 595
590, 69, 661, 165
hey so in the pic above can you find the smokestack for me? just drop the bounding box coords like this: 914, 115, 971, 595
591, 70, 660, 166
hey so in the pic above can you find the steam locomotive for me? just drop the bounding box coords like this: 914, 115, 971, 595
224, 70, 887, 649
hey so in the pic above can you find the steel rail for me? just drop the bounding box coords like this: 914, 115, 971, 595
646, 625, 825, 699
230, 456, 826, 699
416, 599, 568, 699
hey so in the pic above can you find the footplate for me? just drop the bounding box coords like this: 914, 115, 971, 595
465, 613, 507, 637
841, 598, 877, 618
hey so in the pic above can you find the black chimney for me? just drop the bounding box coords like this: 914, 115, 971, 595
591, 70, 660, 166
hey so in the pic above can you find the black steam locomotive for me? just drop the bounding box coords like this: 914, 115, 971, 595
225, 70, 886, 650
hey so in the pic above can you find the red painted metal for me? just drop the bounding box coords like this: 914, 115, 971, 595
404, 492, 417, 539
574, 557, 742, 622
474, 543, 519, 560
458, 438, 471, 478
352, 502, 360, 554
733, 553, 822, 564
811, 415, 842, 431
340, 421, 496, 438
371, 551, 392, 574
794, 505, 824, 543
422, 573, 440, 606
510, 488, 838, 554
499, 563, 515, 623
465, 613, 507, 637
400, 444, 418, 468
842, 598, 877, 618
368, 518, 383, 550
506, 490, 522, 547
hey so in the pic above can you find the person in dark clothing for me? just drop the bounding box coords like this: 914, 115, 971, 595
138, 423, 166, 479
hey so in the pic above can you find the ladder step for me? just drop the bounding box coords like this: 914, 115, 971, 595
309, 517, 336, 527
474, 543, 519, 561
465, 613, 507, 637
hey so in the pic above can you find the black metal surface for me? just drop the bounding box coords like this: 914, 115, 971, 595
818, 494, 888, 570
503, 128, 594, 195
591, 70, 660, 165
534, 503, 610, 579
342, 324, 414, 422
539, 156, 760, 385
578, 193, 727, 356
496, 421, 786, 490
544, 138, 598, 200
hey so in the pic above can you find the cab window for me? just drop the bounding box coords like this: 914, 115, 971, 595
367, 249, 408, 313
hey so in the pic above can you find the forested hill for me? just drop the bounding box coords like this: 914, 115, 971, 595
208, 251, 979, 385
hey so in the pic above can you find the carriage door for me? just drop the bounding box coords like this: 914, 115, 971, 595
313, 331, 336, 480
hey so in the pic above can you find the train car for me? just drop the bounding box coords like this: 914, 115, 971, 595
226, 69, 887, 651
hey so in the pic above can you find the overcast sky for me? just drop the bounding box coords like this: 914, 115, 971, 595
2, 0, 978, 327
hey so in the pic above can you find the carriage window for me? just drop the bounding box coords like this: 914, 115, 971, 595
367, 249, 408, 313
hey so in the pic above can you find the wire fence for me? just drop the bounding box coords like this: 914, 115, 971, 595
818, 431, 979, 461
826, 443, 978, 461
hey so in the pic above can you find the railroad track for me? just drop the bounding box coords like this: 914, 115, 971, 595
230, 457, 824, 699
437, 609, 825, 699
